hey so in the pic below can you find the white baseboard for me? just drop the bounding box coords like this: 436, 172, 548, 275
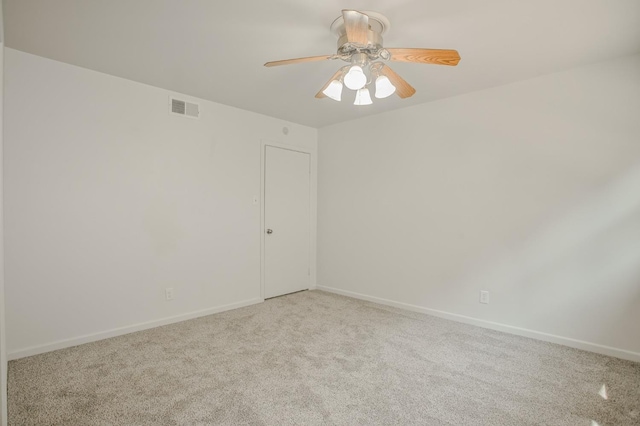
8, 297, 263, 361
316, 286, 640, 363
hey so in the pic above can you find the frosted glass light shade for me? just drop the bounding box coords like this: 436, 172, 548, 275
354, 87, 373, 106
343, 66, 367, 90
375, 75, 396, 99
322, 80, 343, 101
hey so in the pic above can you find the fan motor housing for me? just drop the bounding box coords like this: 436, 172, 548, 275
337, 31, 383, 52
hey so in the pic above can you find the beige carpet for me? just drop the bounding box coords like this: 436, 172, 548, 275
8, 290, 640, 425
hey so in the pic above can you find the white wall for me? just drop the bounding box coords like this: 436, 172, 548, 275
318, 54, 640, 361
0, 1, 8, 423
4, 48, 317, 359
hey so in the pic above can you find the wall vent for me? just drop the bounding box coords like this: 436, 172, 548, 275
169, 96, 200, 119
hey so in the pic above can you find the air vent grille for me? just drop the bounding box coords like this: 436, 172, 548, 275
185, 102, 199, 117
169, 96, 200, 119
171, 99, 186, 115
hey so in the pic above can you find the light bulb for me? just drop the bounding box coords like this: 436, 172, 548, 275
374, 75, 396, 99
322, 80, 343, 101
353, 87, 373, 106
343, 66, 367, 90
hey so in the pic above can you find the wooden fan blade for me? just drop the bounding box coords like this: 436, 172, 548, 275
342, 10, 369, 45
264, 55, 332, 67
315, 69, 344, 99
387, 48, 461, 66
380, 65, 416, 99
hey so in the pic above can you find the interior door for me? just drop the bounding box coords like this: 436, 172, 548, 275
264, 146, 310, 299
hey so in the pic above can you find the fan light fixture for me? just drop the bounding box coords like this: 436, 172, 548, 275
375, 75, 396, 99
322, 80, 343, 101
343, 66, 367, 90
322, 63, 396, 105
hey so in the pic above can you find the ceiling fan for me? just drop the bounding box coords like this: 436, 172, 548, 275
264, 10, 461, 105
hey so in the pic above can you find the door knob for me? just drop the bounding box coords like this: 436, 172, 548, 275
266, 229, 273, 234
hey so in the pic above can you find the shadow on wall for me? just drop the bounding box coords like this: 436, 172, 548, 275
452, 161, 640, 351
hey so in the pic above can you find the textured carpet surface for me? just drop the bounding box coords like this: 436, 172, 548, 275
8, 290, 640, 425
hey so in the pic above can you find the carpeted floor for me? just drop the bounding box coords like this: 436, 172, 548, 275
8, 290, 640, 425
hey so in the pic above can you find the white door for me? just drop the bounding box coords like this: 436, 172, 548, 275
264, 146, 311, 299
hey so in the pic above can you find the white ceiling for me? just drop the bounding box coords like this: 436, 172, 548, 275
5, 0, 640, 128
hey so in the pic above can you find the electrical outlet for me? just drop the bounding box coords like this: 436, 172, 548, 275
165, 288, 174, 301
480, 290, 490, 304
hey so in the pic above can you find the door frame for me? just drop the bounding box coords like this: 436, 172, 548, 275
260, 140, 314, 300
